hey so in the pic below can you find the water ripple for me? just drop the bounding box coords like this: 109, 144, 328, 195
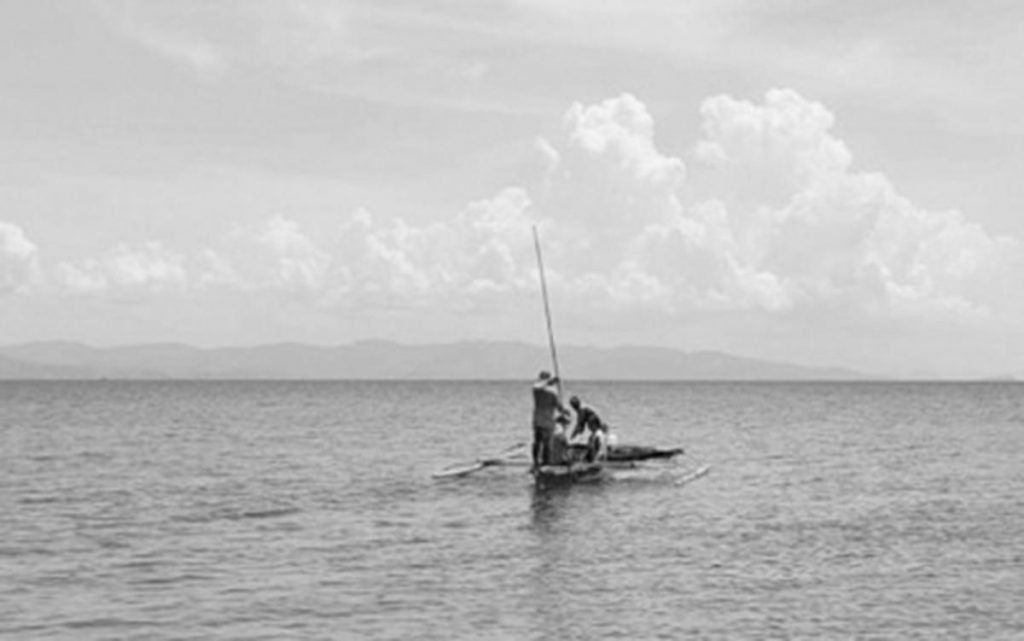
2, 381, 1023, 639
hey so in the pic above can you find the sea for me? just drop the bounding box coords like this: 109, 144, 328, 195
1, 380, 1022, 640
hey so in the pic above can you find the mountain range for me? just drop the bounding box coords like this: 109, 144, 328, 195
0, 340, 869, 380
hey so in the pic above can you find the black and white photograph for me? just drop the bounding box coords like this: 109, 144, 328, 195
2, 2, 1023, 639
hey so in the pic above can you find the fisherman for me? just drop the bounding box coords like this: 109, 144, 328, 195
531, 371, 570, 468
569, 396, 610, 463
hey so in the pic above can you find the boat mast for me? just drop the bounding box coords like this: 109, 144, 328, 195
532, 224, 562, 398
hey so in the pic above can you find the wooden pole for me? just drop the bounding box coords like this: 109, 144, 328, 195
532, 225, 562, 398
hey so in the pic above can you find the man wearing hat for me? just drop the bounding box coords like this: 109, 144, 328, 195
531, 370, 569, 468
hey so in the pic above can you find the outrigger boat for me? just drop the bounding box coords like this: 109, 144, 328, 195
432, 442, 689, 480
432, 443, 709, 487
433, 226, 709, 486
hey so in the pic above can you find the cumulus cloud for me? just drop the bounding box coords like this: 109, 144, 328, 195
685, 89, 1023, 318
314, 192, 537, 305
20, 89, 1023, 329
54, 242, 188, 295
254, 216, 333, 291
519, 89, 1023, 321
184, 189, 540, 314
565, 93, 685, 189
179, 89, 1018, 325
0, 221, 39, 294
696, 89, 852, 196
198, 216, 334, 294
545, 94, 684, 231
863, 200, 1023, 317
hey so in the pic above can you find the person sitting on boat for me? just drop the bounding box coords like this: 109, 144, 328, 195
531, 371, 570, 468
569, 396, 610, 463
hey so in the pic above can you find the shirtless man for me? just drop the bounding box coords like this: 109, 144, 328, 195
569, 396, 610, 463
531, 371, 569, 467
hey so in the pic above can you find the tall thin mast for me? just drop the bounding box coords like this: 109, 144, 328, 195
532, 225, 562, 397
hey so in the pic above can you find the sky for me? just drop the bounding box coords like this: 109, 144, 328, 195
2, 0, 1024, 378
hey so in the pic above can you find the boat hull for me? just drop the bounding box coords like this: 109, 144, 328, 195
532, 461, 606, 485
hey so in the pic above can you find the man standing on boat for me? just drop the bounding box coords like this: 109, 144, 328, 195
531, 371, 570, 468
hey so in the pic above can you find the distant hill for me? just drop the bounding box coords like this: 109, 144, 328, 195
0, 354, 101, 379
0, 340, 869, 381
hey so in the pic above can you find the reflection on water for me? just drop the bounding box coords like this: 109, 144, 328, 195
529, 484, 564, 531
529, 482, 586, 532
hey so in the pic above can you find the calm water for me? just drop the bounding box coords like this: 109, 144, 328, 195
2, 381, 1023, 640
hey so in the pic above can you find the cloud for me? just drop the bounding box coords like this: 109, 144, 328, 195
17, 88, 1023, 330
262, 192, 532, 303
185, 189, 540, 313
0, 221, 39, 294
864, 202, 1024, 318
92, 1, 520, 112
199, 216, 333, 293
565, 93, 685, 188
97, 1, 362, 81
90, 1, 1024, 135
98, 1, 230, 79
253, 216, 333, 291
178, 89, 1021, 325
128, 29, 227, 79
685, 89, 1024, 318
96, 1, 447, 77
518, 89, 1024, 322
539, 94, 686, 262
696, 89, 852, 202
54, 242, 188, 295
